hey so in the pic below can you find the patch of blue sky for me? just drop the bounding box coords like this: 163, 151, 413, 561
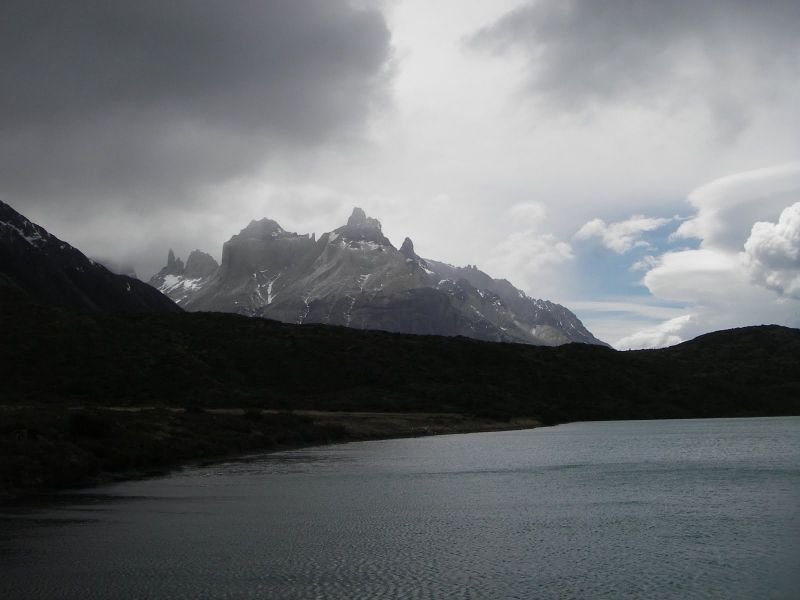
566, 218, 699, 344
570, 216, 699, 300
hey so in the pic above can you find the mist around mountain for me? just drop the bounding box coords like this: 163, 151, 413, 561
0, 200, 180, 313
152, 208, 605, 346
91, 257, 140, 280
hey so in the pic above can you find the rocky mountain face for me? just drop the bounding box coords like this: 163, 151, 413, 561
151, 208, 605, 346
0, 200, 181, 313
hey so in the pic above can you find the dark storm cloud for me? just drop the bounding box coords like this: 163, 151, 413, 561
0, 0, 392, 208
469, 0, 800, 131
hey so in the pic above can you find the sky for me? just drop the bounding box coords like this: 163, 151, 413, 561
2, 0, 800, 348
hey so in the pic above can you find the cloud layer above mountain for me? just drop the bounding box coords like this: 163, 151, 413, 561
0, 1, 391, 207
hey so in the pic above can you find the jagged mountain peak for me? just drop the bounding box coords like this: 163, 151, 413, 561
399, 236, 434, 274
235, 218, 287, 240
335, 207, 392, 247
346, 207, 381, 229
399, 237, 416, 258
150, 247, 219, 305
164, 249, 184, 275
184, 250, 219, 279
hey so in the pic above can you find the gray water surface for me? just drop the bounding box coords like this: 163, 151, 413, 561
2, 417, 799, 599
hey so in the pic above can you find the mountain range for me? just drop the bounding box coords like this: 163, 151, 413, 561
151, 207, 604, 346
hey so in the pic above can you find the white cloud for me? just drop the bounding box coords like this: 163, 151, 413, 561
485, 230, 573, 300
642, 249, 742, 304
630, 255, 660, 272
567, 298, 688, 346
615, 314, 695, 350
507, 201, 548, 228
743, 202, 800, 299
672, 163, 800, 250
618, 166, 800, 348
575, 215, 673, 254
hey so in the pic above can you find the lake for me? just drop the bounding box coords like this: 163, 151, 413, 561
2, 417, 799, 599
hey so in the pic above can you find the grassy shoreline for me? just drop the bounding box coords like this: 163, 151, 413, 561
0, 405, 539, 498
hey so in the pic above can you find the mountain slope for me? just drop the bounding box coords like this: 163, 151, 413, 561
152, 208, 604, 346
0, 200, 180, 313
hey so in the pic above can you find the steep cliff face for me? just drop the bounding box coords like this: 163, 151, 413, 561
151, 208, 605, 346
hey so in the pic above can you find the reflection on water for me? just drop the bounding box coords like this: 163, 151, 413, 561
1, 417, 799, 599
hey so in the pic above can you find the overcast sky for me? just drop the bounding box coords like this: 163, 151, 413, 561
3, 0, 800, 347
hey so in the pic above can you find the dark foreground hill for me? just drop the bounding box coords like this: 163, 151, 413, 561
2, 283, 799, 493
3, 285, 798, 419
